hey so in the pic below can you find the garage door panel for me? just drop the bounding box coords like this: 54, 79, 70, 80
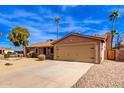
56, 44, 96, 63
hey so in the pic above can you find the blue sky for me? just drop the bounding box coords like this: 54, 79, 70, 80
0, 5, 124, 48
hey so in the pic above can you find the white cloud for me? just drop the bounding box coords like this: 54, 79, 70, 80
37, 6, 62, 19
61, 16, 106, 25
0, 6, 110, 47
86, 26, 110, 35
29, 33, 56, 44
83, 19, 105, 24
0, 10, 45, 23
61, 5, 78, 11
61, 25, 91, 33
0, 18, 11, 25
82, 17, 106, 24
12, 10, 36, 18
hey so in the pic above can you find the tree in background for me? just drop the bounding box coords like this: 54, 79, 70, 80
8, 26, 30, 56
0, 32, 2, 36
47, 39, 54, 41
115, 32, 121, 49
55, 17, 60, 40
109, 10, 120, 48
115, 32, 124, 49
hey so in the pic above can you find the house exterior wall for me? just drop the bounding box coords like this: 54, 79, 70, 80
54, 35, 103, 63
4, 50, 14, 54
105, 32, 112, 50
115, 49, 124, 61
26, 33, 112, 63
118, 50, 124, 61
100, 41, 106, 62
45, 47, 54, 59
105, 32, 112, 60
55, 35, 98, 45
0, 49, 14, 54
97, 41, 101, 64
26, 47, 53, 59
97, 32, 112, 61
0, 49, 5, 54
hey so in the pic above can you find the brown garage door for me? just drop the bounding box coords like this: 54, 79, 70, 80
55, 44, 96, 63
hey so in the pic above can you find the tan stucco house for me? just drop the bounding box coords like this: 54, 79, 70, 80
26, 32, 112, 63
26, 41, 54, 59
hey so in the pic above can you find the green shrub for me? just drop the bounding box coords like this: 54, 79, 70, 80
4, 53, 10, 58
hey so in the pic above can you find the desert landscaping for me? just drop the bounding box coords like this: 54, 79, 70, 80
0, 5, 124, 88
0, 57, 124, 88
0, 57, 44, 75
0, 57, 94, 88
72, 60, 124, 88
1, 57, 124, 88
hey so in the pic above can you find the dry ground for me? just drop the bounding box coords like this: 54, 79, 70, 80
72, 60, 124, 88
0, 58, 93, 88
0, 57, 44, 75
1, 57, 123, 88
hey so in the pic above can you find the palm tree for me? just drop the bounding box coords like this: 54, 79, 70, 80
109, 10, 119, 48
55, 17, 60, 40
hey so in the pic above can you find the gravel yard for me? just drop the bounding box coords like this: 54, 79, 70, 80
72, 60, 124, 88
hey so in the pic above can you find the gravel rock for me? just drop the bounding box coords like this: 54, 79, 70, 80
72, 60, 124, 88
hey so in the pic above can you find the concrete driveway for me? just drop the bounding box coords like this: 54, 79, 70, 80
0, 60, 94, 88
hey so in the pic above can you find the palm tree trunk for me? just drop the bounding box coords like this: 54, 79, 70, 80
111, 19, 115, 49
112, 19, 115, 31
57, 22, 59, 40
111, 35, 114, 49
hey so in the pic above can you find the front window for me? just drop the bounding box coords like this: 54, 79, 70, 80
36, 48, 38, 53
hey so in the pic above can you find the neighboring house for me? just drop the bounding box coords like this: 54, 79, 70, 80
26, 41, 54, 59
26, 32, 112, 63
0, 48, 14, 54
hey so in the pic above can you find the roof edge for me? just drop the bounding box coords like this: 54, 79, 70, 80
52, 33, 106, 45
27, 41, 54, 48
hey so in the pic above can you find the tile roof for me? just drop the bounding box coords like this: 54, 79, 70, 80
27, 41, 54, 48
52, 33, 106, 44
27, 33, 109, 47
95, 35, 107, 39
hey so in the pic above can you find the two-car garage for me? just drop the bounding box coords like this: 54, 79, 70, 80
55, 43, 96, 63
52, 33, 106, 64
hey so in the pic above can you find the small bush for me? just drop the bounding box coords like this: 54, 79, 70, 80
5, 63, 13, 66
38, 54, 46, 61
4, 53, 10, 58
